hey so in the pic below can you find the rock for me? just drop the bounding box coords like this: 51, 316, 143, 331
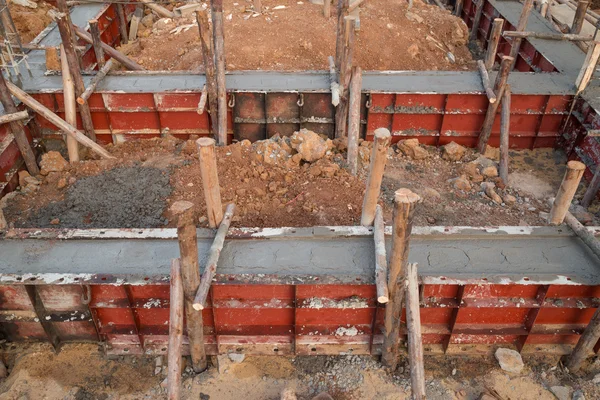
397, 139, 428, 160
12, 0, 37, 8
473, 156, 495, 169
57, 177, 67, 189
405, 11, 424, 23
441, 142, 466, 161
40, 151, 68, 175
216, 354, 234, 374
50, 218, 60, 225
503, 194, 517, 205
573, 390, 586, 400
483, 145, 500, 160
407, 44, 420, 58
463, 163, 483, 182
332, 137, 348, 152
18, 170, 31, 188
481, 182, 502, 204
290, 129, 333, 162
494, 348, 524, 374
422, 187, 441, 200
592, 373, 600, 384
570, 205, 594, 225
449, 175, 471, 191
312, 394, 334, 400
358, 146, 370, 166
181, 139, 197, 155
426, 216, 436, 224
482, 165, 498, 178
478, 395, 496, 400
549, 386, 572, 400
0, 359, 6, 378
141, 14, 155, 28
228, 353, 245, 363
281, 388, 298, 400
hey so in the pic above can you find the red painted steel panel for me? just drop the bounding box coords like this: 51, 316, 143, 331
0, 285, 33, 311
445, 94, 488, 114
510, 95, 547, 114
90, 285, 128, 307
36, 285, 87, 311
546, 285, 600, 298
295, 308, 374, 325
369, 93, 395, 112
155, 93, 201, 111
127, 285, 170, 301
0, 141, 21, 179
103, 93, 157, 111
394, 94, 445, 112
455, 308, 529, 324
420, 308, 454, 324
450, 334, 519, 344
94, 308, 136, 332
158, 111, 210, 131
547, 95, 571, 113
366, 113, 392, 134
53, 322, 98, 341
2, 322, 47, 341
214, 308, 294, 327
213, 285, 295, 300
108, 112, 161, 132
462, 284, 540, 298
296, 285, 374, 300
392, 114, 443, 135
441, 114, 486, 136
526, 334, 579, 345
422, 284, 460, 298
535, 308, 597, 325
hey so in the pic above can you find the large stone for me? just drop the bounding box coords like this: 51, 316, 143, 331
449, 175, 471, 191
40, 151, 68, 175
482, 165, 498, 178
494, 348, 524, 373
228, 353, 245, 363
549, 386, 572, 400
397, 139, 428, 160
18, 170, 31, 188
441, 142, 466, 161
141, 14, 155, 28
290, 129, 333, 162
503, 194, 517, 205
463, 163, 483, 182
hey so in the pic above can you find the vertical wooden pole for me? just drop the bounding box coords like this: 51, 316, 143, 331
254, 0, 262, 13
0, 74, 39, 175
196, 10, 220, 138
405, 262, 425, 400
61, 45, 79, 163
499, 85, 510, 184
571, 0, 590, 34
324, 0, 331, 18
382, 188, 421, 370
470, 0, 484, 42
167, 258, 184, 400
565, 308, 600, 372
128, 5, 143, 41
549, 161, 586, 224
53, 6, 97, 142
115, 3, 129, 45
89, 20, 105, 69
454, 0, 463, 17
485, 18, 504, 70
477, 56, 513, 153
335, 16, 355, 139
212, 0, 228, 146
581, 164, 600, 207
197, 138, 223, 228
347, 66, 362, 176
508, 0, 535, 70
576, 42, 600, 93
335, 0, 349, 70
360, 128, 391, 226
374, 205, 389, 304
170, 201, 207, 373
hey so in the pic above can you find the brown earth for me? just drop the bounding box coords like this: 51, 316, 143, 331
2, 132, 590, 230
129, 0, 475, 71
8, 0, 53, 44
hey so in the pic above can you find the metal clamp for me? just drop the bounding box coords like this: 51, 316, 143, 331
228, 93, 235, 108
365, 93, 372, 109
81, 285, 91, 305
297, 93, 304, 107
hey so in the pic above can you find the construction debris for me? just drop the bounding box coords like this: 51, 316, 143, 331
494, 348, 524, 374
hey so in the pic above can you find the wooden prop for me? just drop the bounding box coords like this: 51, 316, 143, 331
549, 161, 586, 225
196, 10, 219, 136
485, 18, 504, 69
477, 56, 514, 153
405, 262, 425, 400
335, 0, 350, 69
477, 60, 497, 103
115, 3, 128, 45
193, 203, 236, 310
563, 209, 600, 258
335, 16, 356, 139
212, 0, 228, 146
140, 0, 175, 18
348, 0, 364, 13
566, 308, 600, 372
89, 19, 105, 69
503, 31, 594, 41
77, 59, 116, 105
129, 6, 143, 41
73, 25, 144, 71
381, 188, 420, 370
347, 66, 362, 176
470, 0, 484, 41
170, 201, 207, 373
197, 85, 208, 115
557, 0, 597, 25
499, 85, 510, 184
6, 81, 114, 159
508, 0, 535, 70
196, 138, 223, 227
328, 55, 340, 106
167, 258, 183, 400
0, 74, 39, 175
374, 205, 389, 304
254, 0, 262, 13
581, 164, 600, 207
61, 45, 79, 162
324, 0, 331, 18
0, 110, 27, 124
360, 128, 391, 226
571, 0, 590, 35
455, 0, 463, 17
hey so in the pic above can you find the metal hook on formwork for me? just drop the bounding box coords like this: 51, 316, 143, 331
227, 93, 235, 108
365, 93, 372, 109
297, 93, 304, 107
80, 285, 91, 305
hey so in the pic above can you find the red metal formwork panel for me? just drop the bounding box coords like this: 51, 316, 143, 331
455, 307, 529, 325
108, 112, 161, 134
234, 92, 266, 142
535, 308, 597, 325
155, 93, 200, 111
450, 334, 519, 345
391, 114, 443, 136
0, 285, 33, 311
301, 93, 335, 138
366, 112, 392, 137
420, 308, 454, 325
1, 322, 47, 341
266, 92, 300, 138
103, 93, 157, 111
440, 114, 486, 137
580, 136, 600, 167
395, 94, 446, 112
511, 95, 548, 114
546, 285, 600, 298
445, 94, 488, 114
461, 284, 540, 299
53, 322, 98, 342
36, 285, 88, 311
0, 140, 21, 181
90, 285, 129, 308
158, 111, 210, 134
526, 334, 580, 345
422, 284, 460, 299
93, 307, 137, 335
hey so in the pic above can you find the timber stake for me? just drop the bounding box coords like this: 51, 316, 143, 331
212, 0, 228, 145
508, 0, 535, 70
581, 164, 600, 207
477, 60, 497, 103
406, 262, 425, 400
571, 1, 590, 35
360, 128, 391, 226
485, 19, 504, 69
499, 85, 511, 183
196, 138, 223, 227
565, 307, 600, 372
168, 258, 184, 400
549, 161, 586, 225
347, 66, 362, 176
374, 205, 389, 304
61, 45, 80, 162
196, 10, 219, 136
382, 188, 421, 370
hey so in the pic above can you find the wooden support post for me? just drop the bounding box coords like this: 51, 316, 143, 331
382, 188, 421, 370
571, 0, 590, 35
581, 164, 600, 207
0, 110, 28, 124
115, 3, 129, 45
335, 0, 349, 70
73, 25, 144, 71
212, 0, 227, 146
89, 20, 105, 69
324, 0, 331, 18
477, 56, 513, 153
508, 0, 535, 70
374, 205, 389, 304
347, 66, 362, 176
360, 128, 391, 226
348, 0, 365, 13
52, 10, 97, 142
566, 307, 600, 372
470, 0, 484, 42
61, 45, 79, 163
485, 18, 504, 69
129, 6, 143, 42
0, 74, 39, 175
503, 31, 594, 41
454, 0, 463, 17
167, 258, 184, 400
197, 85, 208, 115
549, 161, 586, 225
196, 10, 219, 137
541, 1, 549, 18
405, 262, 425, 400
328, 56, 340, 106
477, 60, 497, 103
564, 209, 600, 258
77, 59, 115, 105
140, 0, 175, 18
170, 201, 207, 373
335, 16, 355, 139
193, 203, 236, 310
576, 42, 600, 92
254, 0, 262, 13
196, 138, 223, 228
6, 80, 114, 159
499, 85, 510, 184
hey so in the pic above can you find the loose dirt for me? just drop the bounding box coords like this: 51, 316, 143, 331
8, 0, 53, 44
4, 134, 594, 229
1, 343, 600, 399
129, 0, 475, 71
